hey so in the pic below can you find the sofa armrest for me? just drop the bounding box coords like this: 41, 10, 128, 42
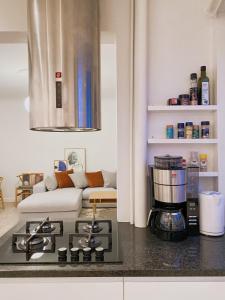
33, 181, 46, 193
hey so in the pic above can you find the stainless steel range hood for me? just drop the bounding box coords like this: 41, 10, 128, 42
27, 0, 101, 132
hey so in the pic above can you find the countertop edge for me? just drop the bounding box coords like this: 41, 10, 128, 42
0, 269, 225, 278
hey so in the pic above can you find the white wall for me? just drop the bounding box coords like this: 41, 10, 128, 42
100, 0, 132, 222
0, 97, 116, 201
1, 0, 223, 222
147, 0, 220, 193
0, 42, 117, 201
148, 0, 213, 105
0, 0, 128, 220
216, 15, 225, 199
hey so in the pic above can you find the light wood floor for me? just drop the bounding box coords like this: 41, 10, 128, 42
0, 203, 19, 237
0, 203, 116, 237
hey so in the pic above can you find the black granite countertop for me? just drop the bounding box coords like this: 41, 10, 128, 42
0, 222, 225, 277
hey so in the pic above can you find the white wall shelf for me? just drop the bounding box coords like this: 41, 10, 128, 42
148, 105, 218, 112
199, 172, 218, 177
148, 139, 218, 144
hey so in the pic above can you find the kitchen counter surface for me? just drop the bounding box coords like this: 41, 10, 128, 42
0, 222, 225, 277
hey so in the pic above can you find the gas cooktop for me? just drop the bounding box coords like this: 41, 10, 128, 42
0, 217, 122, 264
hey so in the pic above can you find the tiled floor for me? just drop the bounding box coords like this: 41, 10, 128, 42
0, 203, 116, 237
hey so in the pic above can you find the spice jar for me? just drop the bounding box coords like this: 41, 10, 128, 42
177, 123, 185, 139
166, 125, 174, 139
201, 121, 210, 138
185, 122, 193, 139
192, 125, 200, 139
168, 98, 179, 106
179, 94, 190, 105
199, 154, 208, 171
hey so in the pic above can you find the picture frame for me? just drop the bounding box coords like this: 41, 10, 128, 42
54, 160, 68, 172
64, 148, 86, 172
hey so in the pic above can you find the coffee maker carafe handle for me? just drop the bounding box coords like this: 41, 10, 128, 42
147, 209, 160, 233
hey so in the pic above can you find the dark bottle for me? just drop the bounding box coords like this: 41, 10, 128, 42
190, 73, 198, 105
198, 66, 210, 105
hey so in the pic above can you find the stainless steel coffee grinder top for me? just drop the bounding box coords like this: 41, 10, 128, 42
153, 155, 187, 204
154, 155, 183, 170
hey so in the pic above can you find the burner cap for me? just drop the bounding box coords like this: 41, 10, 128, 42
40, 223, 55, 233
78, 236, 101, 249
83, 222, 103, 233
18, 237, 49, 251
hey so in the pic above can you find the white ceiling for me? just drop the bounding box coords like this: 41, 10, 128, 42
0, 41, 117, 101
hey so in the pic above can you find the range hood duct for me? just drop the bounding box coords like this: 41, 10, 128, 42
28, 0, 101, 132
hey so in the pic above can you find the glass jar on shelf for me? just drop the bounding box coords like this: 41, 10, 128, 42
185, 122, 193, 139
201, 121, 210, 138
179, 94, 190, 105
177, 123, 185, 139
166, 125, 174, 139
192, 125, 200, 139
190, 151, 199, 167
199, 154, 208, 171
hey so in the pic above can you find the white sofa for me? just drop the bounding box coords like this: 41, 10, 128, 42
17, 181, 117, 220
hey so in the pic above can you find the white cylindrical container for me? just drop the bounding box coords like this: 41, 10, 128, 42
199, 191, 225, 236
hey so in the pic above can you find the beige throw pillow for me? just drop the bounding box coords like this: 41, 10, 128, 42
45, 175, 58, 191
102, 170, 117, 188
69, 172, 88, 189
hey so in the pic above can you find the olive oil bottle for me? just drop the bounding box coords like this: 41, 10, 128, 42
198, 66, 210, 105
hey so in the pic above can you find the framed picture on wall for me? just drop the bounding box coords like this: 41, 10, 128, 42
54, 160, 68, 172
64, 148, 86, 172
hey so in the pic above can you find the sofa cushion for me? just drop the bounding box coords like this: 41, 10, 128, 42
85, 171, 104, 187
82, 187, 117, 200
102, 170, 117, 188
18, 188, 82, 213
45, 175, 58, 191
69, 172, 88, 189
55, 170, 74, 188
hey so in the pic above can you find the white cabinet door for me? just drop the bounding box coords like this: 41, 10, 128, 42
0, 277, 123, 300
124, 277, 225, 300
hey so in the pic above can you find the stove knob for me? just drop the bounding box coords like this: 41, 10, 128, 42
58, 247, 67, 261
83, 247, 92, 261
70, 247, 80, 262
95, 247, 104, 261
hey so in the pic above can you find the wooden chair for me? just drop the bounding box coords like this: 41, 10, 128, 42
15, 173, 44, 207
0, 177, 5, 209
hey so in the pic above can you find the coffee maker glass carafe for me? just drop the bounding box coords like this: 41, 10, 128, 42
157, 209, 186, 231
150, 208, 187, 241
148, 155, 188, 241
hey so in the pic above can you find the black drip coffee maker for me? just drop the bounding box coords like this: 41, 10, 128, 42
147, 155, 199, 241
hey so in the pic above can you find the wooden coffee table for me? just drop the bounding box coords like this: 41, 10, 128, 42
89, 191, 117, 214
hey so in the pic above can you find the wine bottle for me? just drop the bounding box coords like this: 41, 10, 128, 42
198, 66, 210, 105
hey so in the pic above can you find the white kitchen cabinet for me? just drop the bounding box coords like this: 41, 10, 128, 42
0, 277, 123, 300
124, 277, 225, 300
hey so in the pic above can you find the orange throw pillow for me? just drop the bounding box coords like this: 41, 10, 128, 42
85, 171, 104, 188
55, 170, 74, 188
